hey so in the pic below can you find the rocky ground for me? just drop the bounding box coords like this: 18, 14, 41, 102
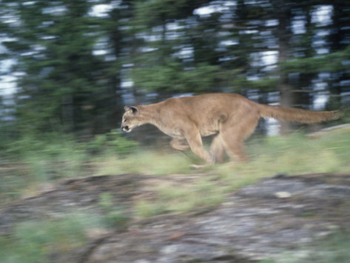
1, 172, 350, 263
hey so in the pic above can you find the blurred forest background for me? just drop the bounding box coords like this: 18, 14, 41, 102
0, 0, 350, 151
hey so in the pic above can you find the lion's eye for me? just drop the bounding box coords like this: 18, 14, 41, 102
123, 119, 126, 123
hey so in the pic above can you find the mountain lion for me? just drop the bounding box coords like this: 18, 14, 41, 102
121, 93, 341, 163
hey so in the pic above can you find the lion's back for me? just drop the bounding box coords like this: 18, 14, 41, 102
160, 93, 250, 136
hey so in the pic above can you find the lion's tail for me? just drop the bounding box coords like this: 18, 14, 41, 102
257, 104, 342, 124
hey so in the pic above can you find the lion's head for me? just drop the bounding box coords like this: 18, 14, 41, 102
121, 106, 141, 133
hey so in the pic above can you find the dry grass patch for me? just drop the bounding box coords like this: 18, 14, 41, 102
94, 151, 192, 175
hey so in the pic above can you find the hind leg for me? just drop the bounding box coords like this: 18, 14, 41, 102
220, 114, 259, 163
210, 134, 226, 163
223, 138, 248, 162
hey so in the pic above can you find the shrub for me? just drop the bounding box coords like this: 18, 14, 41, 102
86, 129, 139, 155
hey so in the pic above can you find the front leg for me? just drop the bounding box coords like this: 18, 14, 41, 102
183, 129, 214, 164
170, 138, 190, 151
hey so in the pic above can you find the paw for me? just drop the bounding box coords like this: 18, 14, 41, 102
190, 164, 208, 169
209, 152, 217, 164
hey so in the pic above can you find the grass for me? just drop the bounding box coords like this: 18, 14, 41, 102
1, 130, 349, 216
132, 130, 350, 218
0, 142, 89, 205
134, 178, 225, 217
264, 229, 350, 263
296, 229, 350, 263
0, 212, 106, 263
95, 130, 350, 179
94, 150, 192, 175
98, 192, 130, 228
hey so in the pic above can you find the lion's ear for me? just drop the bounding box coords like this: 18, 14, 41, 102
124, 106, 138, 114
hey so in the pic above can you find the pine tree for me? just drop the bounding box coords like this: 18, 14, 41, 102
0, 1, 112, 133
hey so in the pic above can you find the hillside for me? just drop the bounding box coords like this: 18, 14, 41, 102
1, 172, 350, 263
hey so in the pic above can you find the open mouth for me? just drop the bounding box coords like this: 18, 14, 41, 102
122, 126, 132, 132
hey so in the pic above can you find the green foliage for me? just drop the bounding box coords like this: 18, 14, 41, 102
272, 229, 350, 263
1, 0, 350, 137
132, 60, 221, 93
0, 213, 105, 263
0, 171, 26, 204
0, 0, 121, 134
232, 76, 279, 93
134, 0, 210, 26
135, 200, 168, 218
296, 230, 350, 263
7, 133, 74, 157
98, 192, 129, 229
0, 130, 140, 204
0, 135, 109, 205
86, 129, 139, 155
283, 45, 350, 74
7, 130, 138, 160
5, 133, 87, 182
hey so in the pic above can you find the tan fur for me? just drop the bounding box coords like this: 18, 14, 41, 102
121, 93, 341, 163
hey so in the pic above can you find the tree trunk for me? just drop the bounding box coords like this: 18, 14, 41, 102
273, 0, 293, 135
61, 95, 74, 133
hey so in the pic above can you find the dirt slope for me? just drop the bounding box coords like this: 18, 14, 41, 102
1, 173, 350, 262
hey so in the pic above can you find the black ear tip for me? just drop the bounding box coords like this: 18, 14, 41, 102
124, 106, 138, 114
